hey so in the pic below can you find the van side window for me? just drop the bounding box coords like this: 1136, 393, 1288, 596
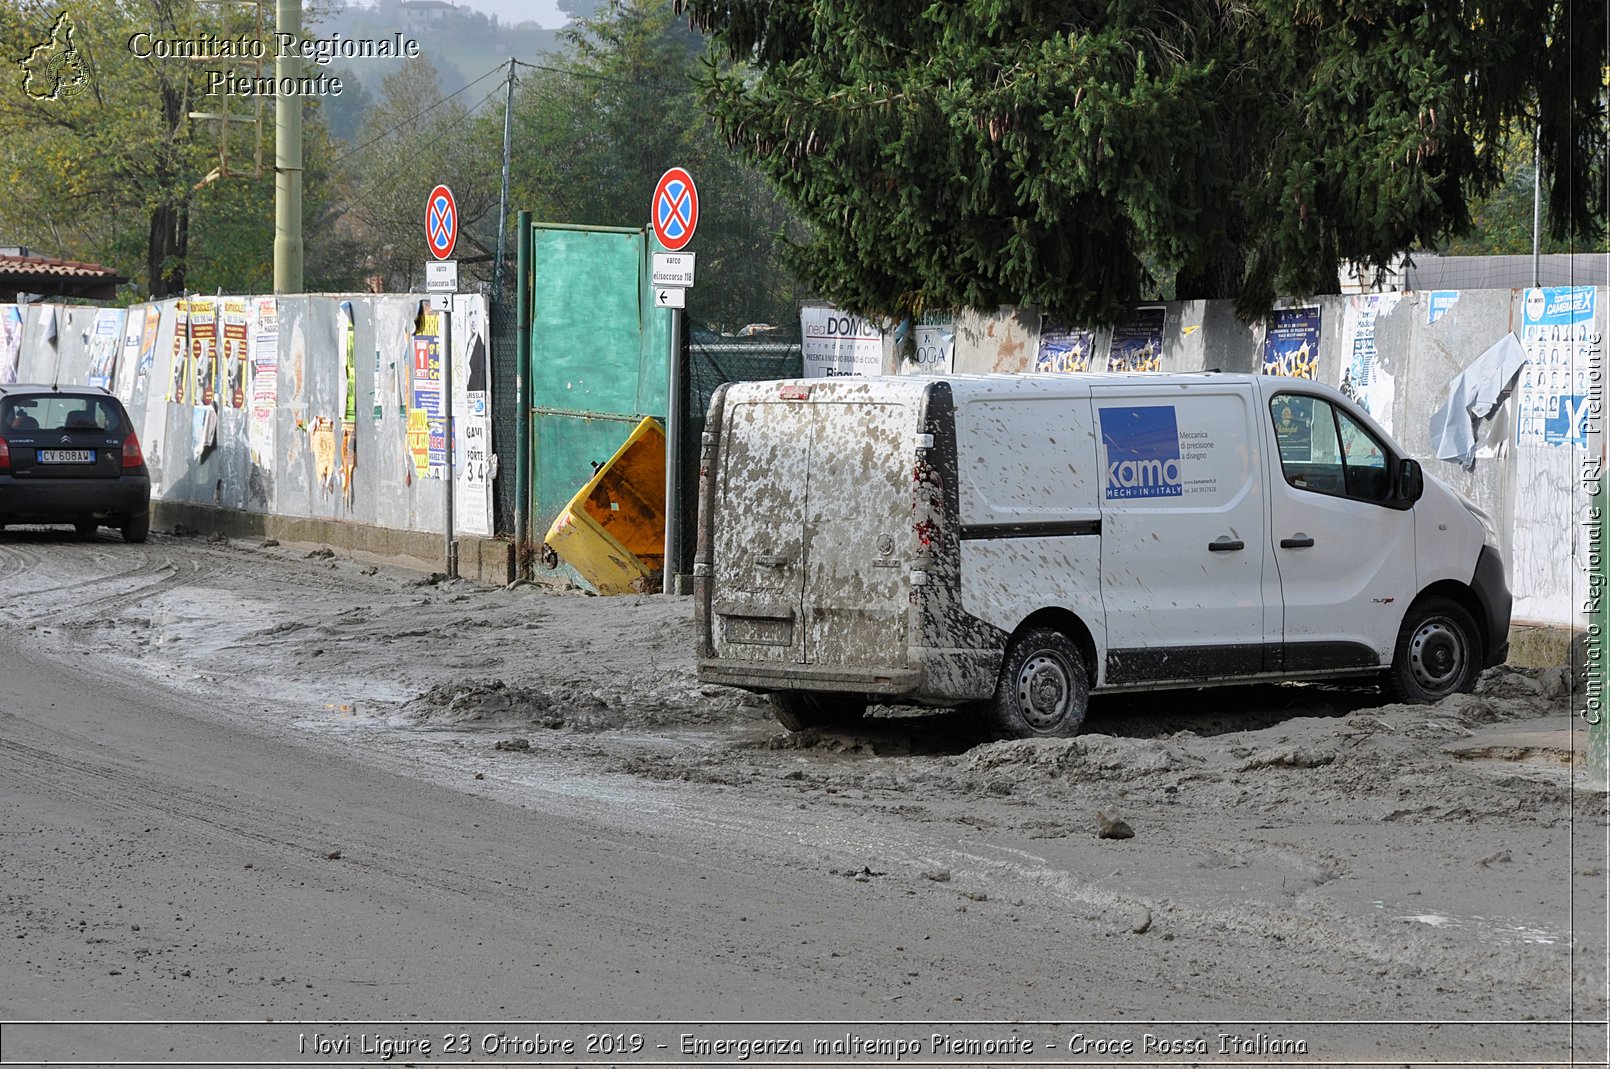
1270, 393, 1392, 503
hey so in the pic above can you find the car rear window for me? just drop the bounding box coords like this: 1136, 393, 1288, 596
2, 395, 127, 434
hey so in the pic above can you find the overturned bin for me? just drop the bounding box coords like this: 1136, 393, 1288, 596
543, 416, 666, 594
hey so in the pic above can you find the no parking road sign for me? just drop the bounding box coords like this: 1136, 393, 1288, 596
426, 184, 458, 260
651, 167, 698, 251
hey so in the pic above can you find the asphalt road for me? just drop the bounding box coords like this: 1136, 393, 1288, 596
0, 530, 1603, 1066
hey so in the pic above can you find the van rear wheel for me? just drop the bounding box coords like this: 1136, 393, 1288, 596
1384, 597, 1480, 703
990, 628, 1089, 738
769, 691, 868, 732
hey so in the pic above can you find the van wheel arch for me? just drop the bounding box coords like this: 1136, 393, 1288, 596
1405, 581, 1489, 661
1384, 593, 1482, 703
984, 611, 1099, 739
1013, 609, 1098, 689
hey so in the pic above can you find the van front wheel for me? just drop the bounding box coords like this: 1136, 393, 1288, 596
1384, 597, 1481, 703
990, 628, 1089, 738
769, 691, 867, 732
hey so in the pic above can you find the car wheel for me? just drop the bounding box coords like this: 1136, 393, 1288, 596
769, 691, 867, 732
989, 627, 1089, 738
121, 510, 150, 544
74, 518, 98, 536
1384, 596, 1481, 703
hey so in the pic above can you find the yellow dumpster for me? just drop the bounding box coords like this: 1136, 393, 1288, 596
542, 416, 666, 594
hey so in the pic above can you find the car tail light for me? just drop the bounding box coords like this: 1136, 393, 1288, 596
122, 431, 144, 472
0, 436, 9, 472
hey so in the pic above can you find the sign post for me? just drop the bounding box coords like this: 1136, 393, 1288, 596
426, 184, 459, 578
651, 169, 698, 595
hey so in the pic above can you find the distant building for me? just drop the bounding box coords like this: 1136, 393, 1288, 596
399, 0, 456, 32
0, 248, 126, 301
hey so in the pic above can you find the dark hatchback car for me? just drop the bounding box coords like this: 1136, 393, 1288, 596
0, 385, 150, 542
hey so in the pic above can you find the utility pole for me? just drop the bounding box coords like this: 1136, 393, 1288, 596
492, 59, 516, 304
273, 0, 303, 293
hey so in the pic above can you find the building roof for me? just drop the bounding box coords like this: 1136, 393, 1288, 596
0, 251, 127, 301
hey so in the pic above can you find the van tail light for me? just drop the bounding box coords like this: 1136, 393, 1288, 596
121, 431, 144, 472
0, 436, 9, 472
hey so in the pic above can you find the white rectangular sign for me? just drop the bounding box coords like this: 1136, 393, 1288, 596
800, 305, 883, 377
654, 287, 686, 309
425, 260, 458, 293
651, 252, 696, 288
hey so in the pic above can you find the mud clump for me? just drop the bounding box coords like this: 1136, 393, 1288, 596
405, 679, 564, 729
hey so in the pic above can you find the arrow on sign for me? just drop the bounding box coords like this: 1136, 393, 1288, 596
655, 286, 685, 309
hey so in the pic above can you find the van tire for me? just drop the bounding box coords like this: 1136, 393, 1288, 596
1384, 597, 1481, 703
990, 628, 1090, 738
769, 691, 867, 732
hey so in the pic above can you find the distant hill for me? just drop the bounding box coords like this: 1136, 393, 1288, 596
309, 0, 566, 137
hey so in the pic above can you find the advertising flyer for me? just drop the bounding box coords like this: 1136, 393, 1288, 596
1262, 306, 1320, 379
1108, 306, 1164, 371
1036, 320, 1097, 373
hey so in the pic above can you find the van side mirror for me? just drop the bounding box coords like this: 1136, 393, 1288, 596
1398, 458, 1424, 504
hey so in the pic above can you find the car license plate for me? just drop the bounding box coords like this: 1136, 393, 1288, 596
37, 449, 94, 464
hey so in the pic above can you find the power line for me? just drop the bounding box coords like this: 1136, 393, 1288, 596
329, 61, 509, 168
511, 57, 697, 95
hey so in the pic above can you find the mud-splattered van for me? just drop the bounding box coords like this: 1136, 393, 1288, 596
693, 374, 1510, 737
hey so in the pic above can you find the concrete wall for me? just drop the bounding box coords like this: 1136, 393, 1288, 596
2, 293, 505, 577
846, 287, 1605, 632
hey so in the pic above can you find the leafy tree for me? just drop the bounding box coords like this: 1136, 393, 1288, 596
494, 0, 806, 327
0, 0, 353, 297
681, 0, 1607, 323
336, 56, 500, 291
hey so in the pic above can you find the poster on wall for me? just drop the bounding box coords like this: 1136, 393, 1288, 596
1511, 285, 1600, 625
1036, 320, 1097, 373
1518, 286, 1595, 448
800, 305, 882, 377
410, 309, 445, 478
1108, 306, 1164, 371
1262, 305, 1320, 379
0, 305, 21, 384
86, 307, 124, 390
169, 298, 191, 403
1340, 295, 1397, 432
136, 306, 159, 385
899, 318, 955, 375
454, 295, 493, 536
248, 297, 279, 467
1427, 291, 1460, 325
190, 298, 218, 407
221, 298, 249, 409
115, 306, 144, 402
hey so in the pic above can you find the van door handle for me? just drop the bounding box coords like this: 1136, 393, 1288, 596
1280, 535, 1316, 549
1208, 538, 1244, 552
755, 555, 791, 568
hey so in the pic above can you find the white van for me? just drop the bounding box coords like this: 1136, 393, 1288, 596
693, 374, 1511, 737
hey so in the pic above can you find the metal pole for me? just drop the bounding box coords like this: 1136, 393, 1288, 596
515, 211, 533, 580
273, 0, 303, 293
1531, 122, 1542, 287
443, 300, 457, 578
664, 305, 684, 594
491, 59, 516, 304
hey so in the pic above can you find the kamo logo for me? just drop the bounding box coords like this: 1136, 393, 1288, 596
1100, 406, 1184, 500
19, 10, 89, 102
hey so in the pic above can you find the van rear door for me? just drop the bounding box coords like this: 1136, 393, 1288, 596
708, 389, 912, 673
799, 399, 911, 667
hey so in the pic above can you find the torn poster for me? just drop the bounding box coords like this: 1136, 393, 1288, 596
1429, 333, 1529, 469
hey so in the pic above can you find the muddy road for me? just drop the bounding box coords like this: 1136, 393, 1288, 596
0, 529, 1604, 1065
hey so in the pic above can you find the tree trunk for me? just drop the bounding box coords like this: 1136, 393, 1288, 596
146, 202, 188, 298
